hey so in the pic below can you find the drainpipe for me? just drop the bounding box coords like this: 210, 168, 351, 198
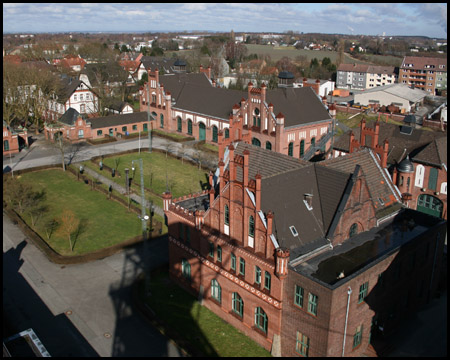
342, 286, 352, 357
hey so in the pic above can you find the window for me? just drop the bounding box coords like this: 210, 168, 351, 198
300, 139, 305, 157
294, 285, 304, 308
296, 331, 309, 356
211, 279, 221, 303
231, 253, 236, 271
249, 216, 255, 237
80, 94, 83, 101
74, 94, 77, 101
97, 130, 103, 136
254, 307, 268, 333
212, 125, 218, 142
208, 242, 214, 258
177, 117, 182, 132
122, 126, 127, 133
187, 119, 193, 135
349, 223, 358, 238
224, 128, 229, 139
86, 94, 90, 100
428, 168, 438, 191
182, 259, 191, 280
78, 129, 84, 138
264, 272, 271, 291
217, 245, 222, 262
252, 137, 261, 147
160, 114, 164, 128
224, 205, 229, 225
358, 282, 369, 303
288, 142, 294, 156
239, 257, 245, 276
4, 140, 10, 151
80, 104, 85, 113
143, 123, 148, 131
265, 141, 272, 150
353, 325, 363, 348
152, 94, 156, 103
311, 137, 315, 147
232, 292, 243, 317
255, 266, 261, 284
415, 164, 425, 188
308, 293, 318, 316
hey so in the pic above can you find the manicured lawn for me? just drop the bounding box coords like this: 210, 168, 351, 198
90, 151, 210, 199
140, 271, 271, 357
17, 169, 143, 256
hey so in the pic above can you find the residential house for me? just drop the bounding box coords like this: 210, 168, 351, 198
164, 141, 446, 356
295, 78, 335, 97
104, 100, 134, 115
399, 56, 447, 94
59, 55, 87, 73
336, 64, 398, 90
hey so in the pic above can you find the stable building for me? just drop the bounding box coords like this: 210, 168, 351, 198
163, 142, 446, 356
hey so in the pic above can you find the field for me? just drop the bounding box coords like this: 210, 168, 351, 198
16, 169, 143, 256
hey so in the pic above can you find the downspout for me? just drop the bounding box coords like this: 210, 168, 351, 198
342, 286, 352, 357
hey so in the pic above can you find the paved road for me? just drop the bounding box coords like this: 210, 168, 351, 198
3, 212, 185, 357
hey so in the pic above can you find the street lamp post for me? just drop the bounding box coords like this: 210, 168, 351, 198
146, 81, 152, 153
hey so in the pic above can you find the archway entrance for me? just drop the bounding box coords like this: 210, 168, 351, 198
417, 194, 443, 218
252, 137, 261, 147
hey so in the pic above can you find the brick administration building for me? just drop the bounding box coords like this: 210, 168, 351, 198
163, 138, 446, 356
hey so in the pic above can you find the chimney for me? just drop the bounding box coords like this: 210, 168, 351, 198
382, 139, 389, 168
275, 248, 290, 279
374, 120, 380, 147
209, 171, 214, 187
302, 77, 307, 87
314, 79, 320, 95
212, 79, 216, 87
248, 81, 253, 95
261, 82, 266, 102
162, 191, 172, 211
255, 172, 261, 211
266, 211, 273, 236
243, 149, 250, 187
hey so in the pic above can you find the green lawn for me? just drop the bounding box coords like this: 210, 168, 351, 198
140, 271, 271, 357
89, 151, 210, 199
17, 169, 143, 256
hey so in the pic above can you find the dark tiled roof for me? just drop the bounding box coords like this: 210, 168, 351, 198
141, 56, 178, 74
333, 120, 446, 165
88, 112, 148, 129
411, 136, 447, 167
58, 108, 81, 126
266, 87, 331, 128
57, 78, 83, 103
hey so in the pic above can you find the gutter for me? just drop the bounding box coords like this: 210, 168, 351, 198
342, 287, 352, 357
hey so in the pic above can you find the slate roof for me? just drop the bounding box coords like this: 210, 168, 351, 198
141, 56, 180, 74
333, 120, 446, 165
411, 136, 447, 168
58, 108, 82, 126
57, 77, 83, 103
88, 112, 148, 129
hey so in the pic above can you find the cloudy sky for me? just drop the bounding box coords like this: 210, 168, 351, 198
3, 3, 447, 38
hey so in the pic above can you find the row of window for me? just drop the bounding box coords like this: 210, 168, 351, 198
223, 205, 255, 237
73, 93, 90, 101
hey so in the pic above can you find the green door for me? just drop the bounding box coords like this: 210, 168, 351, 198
199, 122, 206, 141
417, 194, 443, 218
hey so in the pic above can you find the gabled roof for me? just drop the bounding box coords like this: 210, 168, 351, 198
401, 56, 447, 70
411, 136, 447, 168
58, 108, 82, 126
88, 112, 148, 129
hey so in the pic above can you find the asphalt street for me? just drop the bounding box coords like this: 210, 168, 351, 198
3, 212, 185, 357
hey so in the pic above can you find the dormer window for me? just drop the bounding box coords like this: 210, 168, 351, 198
303, 194, 313, 210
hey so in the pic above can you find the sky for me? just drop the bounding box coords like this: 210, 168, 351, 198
3, 3, 447, 38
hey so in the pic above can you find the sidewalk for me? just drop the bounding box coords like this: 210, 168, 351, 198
82, 166, 165, 218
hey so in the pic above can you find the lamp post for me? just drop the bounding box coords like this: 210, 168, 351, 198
146, 81, 152, 153
125, 168, 130, 210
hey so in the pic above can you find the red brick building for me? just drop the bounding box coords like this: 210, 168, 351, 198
3, 121, 29, 156
140, 68, 333, 160
163, 140, 446, 356
333, 119, 447, 219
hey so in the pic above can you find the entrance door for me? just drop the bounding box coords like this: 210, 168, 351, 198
199, 122, 206, 141
417, 194, 443, 218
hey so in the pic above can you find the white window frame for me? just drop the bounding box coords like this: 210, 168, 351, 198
415, 164, 425, 188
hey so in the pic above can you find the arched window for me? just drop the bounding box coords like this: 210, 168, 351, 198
249, 215, 255, 237
252, 137, 261, 147
288, 142, 294, 156
181, 259, 191, 280
232, 292, 244, 317
217, 245, 222, 262
428, 168, 438, 191
253, 107, 260, 127
177, 116, 182, 132
151, 111, 157, 120
160, 114, 164, 128
300, 139, 305, 157
349, 223, 358, 238
224, 128, 229, 139
211, 279, 221, 303
212, 125, 218, 143
254, 307, 268, 333
265, 141, 272, 150
415, 164, 425, 188
224, 205, 229, 225
440, 182, 447, 194
187, 119, 193, 135
417, 194, 443, 218
311, 137, 316, 147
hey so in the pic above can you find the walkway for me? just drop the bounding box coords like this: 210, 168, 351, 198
82, 166, 165, 218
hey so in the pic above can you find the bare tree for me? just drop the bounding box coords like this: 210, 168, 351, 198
57, 209, 80, 252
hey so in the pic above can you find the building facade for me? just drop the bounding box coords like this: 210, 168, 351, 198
336, 64, 398, 90
164, 142, 446, 356
399, 56, 447, 94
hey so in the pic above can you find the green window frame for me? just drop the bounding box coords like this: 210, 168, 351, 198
300, 139, 305, 157
295, 331, 309, 356
181, 258, 191, 280
177, 117, 182, 132
224, 128, 229, 139
428, 167, 438, 191
308, 293, 318, 316
187, 119, 193, 135
349, 223, 358, 238
249, 215, 255, 237
252, 137, 261, 147
132, 125, 137, 131
217, 245, 222, 263
264, 271, 271, 291
311, 137, 316, 147
4, 140, 9, 151
358, 282, 369, 303
288, 142, 294, 156
97, 130, 103, 136
295, 285, 304, 308
232, 292, 243, 317
211, 279, 221, 303
231, 252, 236, 271
143, 123, 148, 131
122, 126, 127, 133
78, 129, 84, 138
239, 257, 245, 276
353, 325, 363, 348
254, 307, 268, 333
255, 266, 261, 284
224, 205, 229, 225
212, 125, 218, 143
160, 113, 164, 128
208, 242, 214, 258
265, 141, 272, 150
